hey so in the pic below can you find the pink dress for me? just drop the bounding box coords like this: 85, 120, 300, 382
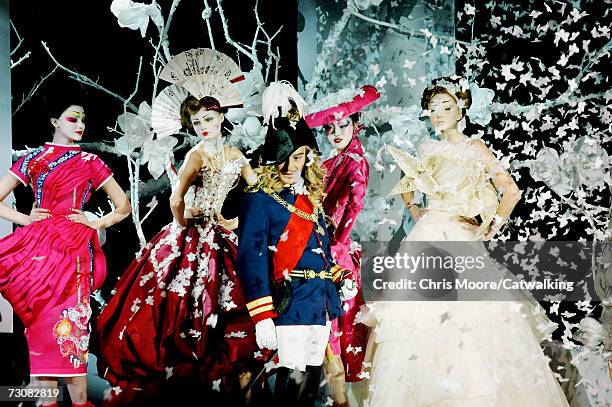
322, 134, 369, 382
0, 142, 112, 376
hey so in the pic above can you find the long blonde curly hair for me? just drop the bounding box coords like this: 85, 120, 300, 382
248, 146, 326, 205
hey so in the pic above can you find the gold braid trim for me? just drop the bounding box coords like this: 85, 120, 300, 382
270, 192, 319, 222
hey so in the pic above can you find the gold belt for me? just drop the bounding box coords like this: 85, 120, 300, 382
289, 269, 334, 280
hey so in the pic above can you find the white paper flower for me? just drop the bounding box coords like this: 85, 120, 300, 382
528, 147, 575, 196
141, 135, 178, 179
351, 0, 384, 10
565, 136, 610, 187
114, 103, 153, 155
466, 84, 495, 126
110, 0, 164, 37
573, 317, 603, 349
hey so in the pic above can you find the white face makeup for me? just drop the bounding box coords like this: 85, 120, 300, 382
324, 117, 355, 152
276, 146, 307, 185
428, 92, 462, 132
190, 108, 224, 140
52, 105, 86, 142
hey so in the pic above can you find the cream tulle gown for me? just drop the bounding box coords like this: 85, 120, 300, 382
363, 138, 569, 406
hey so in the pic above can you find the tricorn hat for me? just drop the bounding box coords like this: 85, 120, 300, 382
261, 116, 318, 165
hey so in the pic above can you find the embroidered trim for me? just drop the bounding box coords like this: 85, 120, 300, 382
35, 150, 80, 207
52, 256, 91, 370
80, 180, 92, 210
19, 146, 45, 178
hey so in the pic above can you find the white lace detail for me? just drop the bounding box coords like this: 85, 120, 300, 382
183, 156, 247, 221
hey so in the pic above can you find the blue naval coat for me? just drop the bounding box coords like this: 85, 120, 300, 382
236, 188, 343, 326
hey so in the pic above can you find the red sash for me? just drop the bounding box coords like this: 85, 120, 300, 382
272, 194, 315, 281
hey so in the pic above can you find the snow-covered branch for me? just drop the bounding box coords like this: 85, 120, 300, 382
201, 0, 216, 49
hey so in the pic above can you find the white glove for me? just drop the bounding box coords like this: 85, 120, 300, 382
339, 278, 358, 301
255, 318, 278, 350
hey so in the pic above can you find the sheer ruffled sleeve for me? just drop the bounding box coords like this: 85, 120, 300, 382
387, 145, 420, 195
387, 145, 440, 197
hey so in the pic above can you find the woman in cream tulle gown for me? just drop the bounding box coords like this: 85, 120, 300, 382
363, 77, 569, 406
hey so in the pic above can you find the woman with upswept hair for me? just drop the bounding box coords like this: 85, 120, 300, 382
0, 89, 131, 407
362, 76, 569, 406
97, 73, 262, 406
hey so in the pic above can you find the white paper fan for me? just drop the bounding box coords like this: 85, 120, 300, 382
179, 74, 244, 108
160, 48, 244, 84
151, 84, 190, 138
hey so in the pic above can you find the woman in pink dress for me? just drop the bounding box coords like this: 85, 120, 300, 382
96, 80, 261, 406
0, 101, 131, 407
304, 85, 379, 406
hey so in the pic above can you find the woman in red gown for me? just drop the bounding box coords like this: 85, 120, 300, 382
96, 81, 263, 406
0, 100, 131, 407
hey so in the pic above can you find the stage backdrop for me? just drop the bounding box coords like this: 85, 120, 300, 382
0, 0, 12, 334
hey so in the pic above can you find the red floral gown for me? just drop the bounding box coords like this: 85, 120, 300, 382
0, 142, 113, 376
96, 153, 259, 403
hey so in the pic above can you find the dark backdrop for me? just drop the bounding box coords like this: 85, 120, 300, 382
3, 0, 297, 385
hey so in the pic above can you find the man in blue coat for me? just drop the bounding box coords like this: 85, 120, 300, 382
236, 91, 356, 405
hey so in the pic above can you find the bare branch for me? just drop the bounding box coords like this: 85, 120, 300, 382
126, 57, 144, 111
135, 174, 170, 201
13, 66, 58, 116
10, 20, 24, 57
140, 199, 159, 224
10, 51, 31, 69
79, 141, 123, 156
202, 0, 216, 49
351, 8, 423, 38
216, 0, 262, 70
160, 0, 182, 62
41, 41, 139, 113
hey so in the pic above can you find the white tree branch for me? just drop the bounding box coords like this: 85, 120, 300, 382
202, 0, 216, 49
9, 20, 24, 57
10, 51, 31, 69
216, 0, 263, 71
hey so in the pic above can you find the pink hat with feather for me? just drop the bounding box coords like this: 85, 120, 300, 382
304, 85, 380, 128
